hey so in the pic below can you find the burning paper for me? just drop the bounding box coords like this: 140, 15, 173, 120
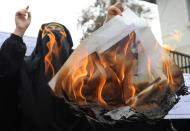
49, 8, 187, 119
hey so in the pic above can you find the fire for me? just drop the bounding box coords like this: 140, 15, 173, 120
147, 56, 155, 80
54, 32, 138, 107
71, 57, 88, 102
163, 60, 175, 85
161, 44, 174, 51
95, 62, 107, 106
163, 30, 182, 42
162, 30, 182, 52
42, 26, 66, 76
53, 31, 183, 109
44, 29, 56, 76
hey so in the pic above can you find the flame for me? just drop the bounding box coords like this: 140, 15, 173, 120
53, 29, 184, 110
163, 30, 182, 42
72, 57, 88, 101
163, 60, 175, 85
124, 32, 135, 55
86, 56, 95, 80
95, 62, 107, 106
54, 32, 144, 107
161, 44, 175, 51
147, 56, 155, 80
43, 26, 66, 76
44, 29, 57, 76
119, 63, 125, 82
127, 77, 136, 98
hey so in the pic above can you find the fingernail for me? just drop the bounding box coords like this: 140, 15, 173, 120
26, 6, 29, 10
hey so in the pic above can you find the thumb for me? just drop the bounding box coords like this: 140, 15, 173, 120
27, 11, 31, 21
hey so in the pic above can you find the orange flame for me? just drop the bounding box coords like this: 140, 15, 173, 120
163, 60, 175, 85
71, 57, 88, 103
161, 44, 174, 51
96, 63, 107, 106
147, 56, 155, 80
44, 30, 56, 76
48, 26, 185, 114
43, 27, 66, 76
54, 32, 139, 107
53, 30, 182, 109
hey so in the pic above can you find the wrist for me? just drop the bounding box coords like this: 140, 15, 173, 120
13, 28, 25, 37
10, 33, 24, 43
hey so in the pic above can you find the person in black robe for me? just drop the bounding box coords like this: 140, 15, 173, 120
0, 6, 76, 131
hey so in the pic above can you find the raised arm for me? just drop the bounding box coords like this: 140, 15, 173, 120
14, 6, 31, 37
0, 7, 31, 130
0, 6, 31, 77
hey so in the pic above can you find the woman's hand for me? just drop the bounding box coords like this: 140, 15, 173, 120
14, 6, 31, 37
104, 2, 124, 23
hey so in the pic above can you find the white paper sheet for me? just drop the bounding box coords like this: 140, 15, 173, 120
48, 8, 190, 119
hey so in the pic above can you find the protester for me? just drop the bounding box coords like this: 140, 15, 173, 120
0, 6, 74, 131
0, 2, 124, 131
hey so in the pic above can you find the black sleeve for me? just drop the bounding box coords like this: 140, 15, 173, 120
0, 34, 26, 130
0, 34, 26, 78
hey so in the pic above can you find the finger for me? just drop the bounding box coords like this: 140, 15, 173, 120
108, 6, 122, 16
19, 6, 29, 14
114, 2, 124, 12
25, 5, 29, 10
27, 11, 31, 21
16, 10, 27, 17
16, 8, 30, 18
